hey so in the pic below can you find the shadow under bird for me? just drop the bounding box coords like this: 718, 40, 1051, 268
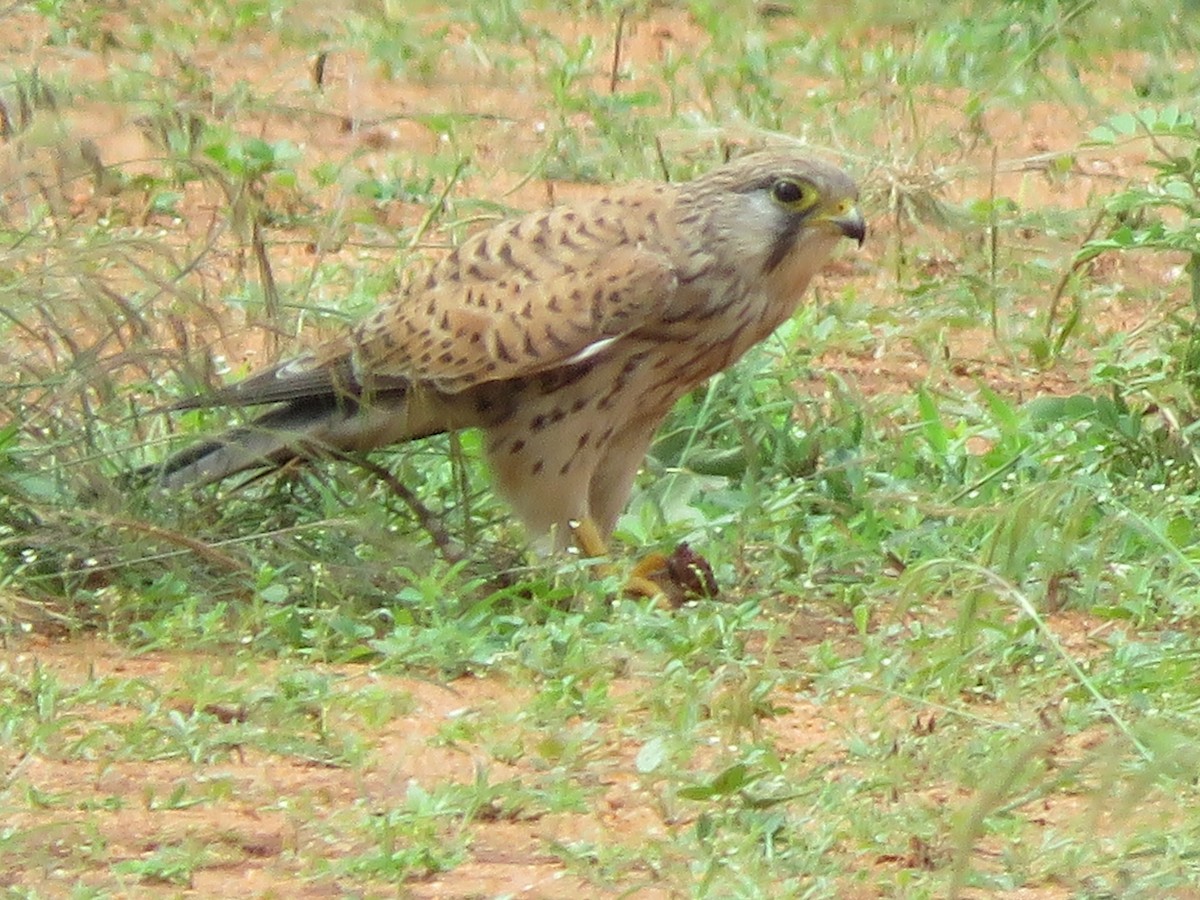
156, 148, 865, 555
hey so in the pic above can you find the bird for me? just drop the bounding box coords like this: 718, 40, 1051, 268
155, 147, 865, 559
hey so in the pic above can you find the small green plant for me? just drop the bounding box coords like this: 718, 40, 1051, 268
112, 843, 206, 887
1057, 106, 1200, 413
1084, 107, 1200, 303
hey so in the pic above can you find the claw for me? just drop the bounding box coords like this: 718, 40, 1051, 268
627, 543, 719, 607
569, 519, 719, 605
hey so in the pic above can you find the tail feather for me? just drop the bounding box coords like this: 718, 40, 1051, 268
156, 389, 446, 490
158, 398, 342, 489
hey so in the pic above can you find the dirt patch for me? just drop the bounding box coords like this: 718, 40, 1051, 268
0, 635, 810, 894
2, 604, 1127, 897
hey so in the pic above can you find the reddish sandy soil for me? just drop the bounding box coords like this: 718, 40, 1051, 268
1, 607, 1126, 898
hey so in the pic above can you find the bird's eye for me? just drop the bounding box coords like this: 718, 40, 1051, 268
771, 178, 812, 207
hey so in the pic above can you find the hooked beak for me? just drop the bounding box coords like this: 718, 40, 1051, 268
826, 201, 866, 246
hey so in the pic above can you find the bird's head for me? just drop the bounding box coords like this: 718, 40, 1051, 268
690, 149, 865, 302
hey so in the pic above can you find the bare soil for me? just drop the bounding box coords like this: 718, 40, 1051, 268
2, 607, 1123, 898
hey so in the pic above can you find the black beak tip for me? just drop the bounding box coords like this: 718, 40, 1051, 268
841, 216, 866, 247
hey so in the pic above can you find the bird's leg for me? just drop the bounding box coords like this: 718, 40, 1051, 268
569, 517, 665, 598
568, 516, 608, 558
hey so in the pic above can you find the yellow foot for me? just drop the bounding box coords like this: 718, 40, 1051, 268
629, 542, 719, 607
569, 518, 719, 605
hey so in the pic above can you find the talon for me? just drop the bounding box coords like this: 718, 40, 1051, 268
624, 573, 667, 599
630, 552, 672, 582
568, 519, 719, 606
626, 543, 719, 607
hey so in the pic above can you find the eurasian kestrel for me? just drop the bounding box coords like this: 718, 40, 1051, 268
158, 148, 865, 555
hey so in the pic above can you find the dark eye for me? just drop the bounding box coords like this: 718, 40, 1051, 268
771, 178, 808, 205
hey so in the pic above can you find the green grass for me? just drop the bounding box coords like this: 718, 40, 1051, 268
3, 0, 1200, 895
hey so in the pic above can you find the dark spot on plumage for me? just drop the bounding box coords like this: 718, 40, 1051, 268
440, 337, 454, 350
424, 272, 437, 290
577, 431, 590, 448
493, 335, 515, 363
599, 426, 614, 443
531, 413, 546, 430
485, 362, 498, 373
510, 439, 525, 454
532, 460, 544, 475
559, 462, 571, 475
476, 396, 494, 414
523, 331, 539, 358
439, 311, 450, 330
467, 263, 484, 280
499, 242, 516, 269
545, 326, 570, 352
570, 397, 587, 413
596, 376, 630, 410
520, 300, 533, 319
548, 296, 562, 313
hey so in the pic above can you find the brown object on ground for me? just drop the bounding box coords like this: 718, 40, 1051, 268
626, 542, 720, 606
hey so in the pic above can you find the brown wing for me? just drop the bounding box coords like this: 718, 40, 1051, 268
346, 196, 682, 393
176, 191, 682, 409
